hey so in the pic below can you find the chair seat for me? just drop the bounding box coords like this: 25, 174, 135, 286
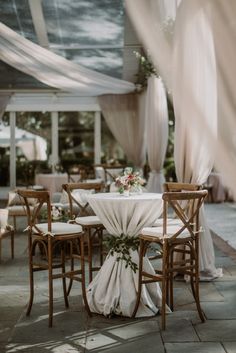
35, 222, 83, 235
141, 225, 190, 239
7, 205, 34, 216
153, 218, 183, 227
75, 216, 102, 226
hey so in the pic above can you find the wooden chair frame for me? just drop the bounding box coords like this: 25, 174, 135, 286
164, 182, 202, 192
62, 182, 104, 283
132, 189, 208, 330
17, 189, 91, 327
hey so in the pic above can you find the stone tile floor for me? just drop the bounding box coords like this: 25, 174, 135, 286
0, 203, 236, 352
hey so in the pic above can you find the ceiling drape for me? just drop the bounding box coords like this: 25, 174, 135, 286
0, 22, 135, 96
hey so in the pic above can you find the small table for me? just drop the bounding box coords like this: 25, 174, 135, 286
35, 173, 68, 196
87, 192, 163, 317
208, 173, 227, 202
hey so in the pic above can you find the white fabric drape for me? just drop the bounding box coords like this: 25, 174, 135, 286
126, 0, 236, 202
126, 0, 172, 90
173, 0, 221, 278
87, 193, 164, 317
0, 22, 135, 96
99, 93, 146, 168
146, 76, 168, 192
17, 136, 47, 161
0, 125, 47, 161
125, 0, 222, 278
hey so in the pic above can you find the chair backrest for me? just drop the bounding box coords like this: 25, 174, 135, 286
163, 183, 203, 218
62, 182, 104, 218
162, 190, 208, 241
104, 166, 124, 183
17, 189, 52, 232
164, 182, 202, 192
7, 190, 25, 207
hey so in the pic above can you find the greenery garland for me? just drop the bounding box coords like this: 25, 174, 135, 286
105, 234, 139, 273
134, 51, 159, 88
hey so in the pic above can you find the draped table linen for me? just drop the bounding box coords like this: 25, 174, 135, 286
87, 192, 163, 317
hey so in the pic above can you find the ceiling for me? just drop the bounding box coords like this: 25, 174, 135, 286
0, 0, 141, 91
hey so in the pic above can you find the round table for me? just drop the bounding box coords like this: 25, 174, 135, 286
87, 192, 163, 318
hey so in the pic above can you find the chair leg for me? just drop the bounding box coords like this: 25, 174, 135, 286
169, 248, 174, 310
87, 229, 93, 283
48, 237, 53, 327
26, 236, 34, 317
99, 228, 103, 266
61, 242, 69, 308
66, 241, 74, 296
161, 242, 167, 331
13, 216, 16, 231
80, 234, 91, 316
0, 238, 2, 263
192, 242, 205, 322
132, 239, 145, 318
193, 273, 205, 322
11, 230, 14, 259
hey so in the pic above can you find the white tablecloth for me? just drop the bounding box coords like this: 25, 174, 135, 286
35, 173, 68, 196
208, 172, 227, 202
87, 192, 164, 317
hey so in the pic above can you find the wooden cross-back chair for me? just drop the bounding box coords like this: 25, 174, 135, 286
62, 182, 105, 283
164, 181, 202, 192
153, 182, 202, 228
17, 189, 91, 327
104, 166, 124, 191
132, 189, 208, 330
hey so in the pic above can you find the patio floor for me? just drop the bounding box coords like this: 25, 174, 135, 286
0, 203, 236, 353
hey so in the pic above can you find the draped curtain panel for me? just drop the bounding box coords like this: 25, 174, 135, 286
126, 0, 236, 201
126, 0, 173, 90
99, 93, 146, 168
126, 0, 223, 278
0, 23, 135, 96
173, 0, 221, 278
146, 76, 168, 193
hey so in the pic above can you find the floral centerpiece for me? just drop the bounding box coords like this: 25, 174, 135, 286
115, 167, 145, 195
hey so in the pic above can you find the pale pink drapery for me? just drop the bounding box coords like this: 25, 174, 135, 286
173, 0, 221, 277
99, 93, 146, 168
0, 22, 135, 96
125, 0, 225, 278
146, 76, 168, 193
126, 0, 236, 200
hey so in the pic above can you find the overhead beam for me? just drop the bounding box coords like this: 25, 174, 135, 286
50, 44, 142, 50
28, 0, 49, 48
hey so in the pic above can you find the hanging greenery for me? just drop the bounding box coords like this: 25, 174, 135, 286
134, 51, 159, 88
104, 233, 139, 272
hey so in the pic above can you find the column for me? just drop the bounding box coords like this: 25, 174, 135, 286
51, 111, 59, 173
10, 112, 16, 189
94, 111, 101, 165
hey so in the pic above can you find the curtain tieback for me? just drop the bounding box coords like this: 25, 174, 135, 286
150, 170, 164, 176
